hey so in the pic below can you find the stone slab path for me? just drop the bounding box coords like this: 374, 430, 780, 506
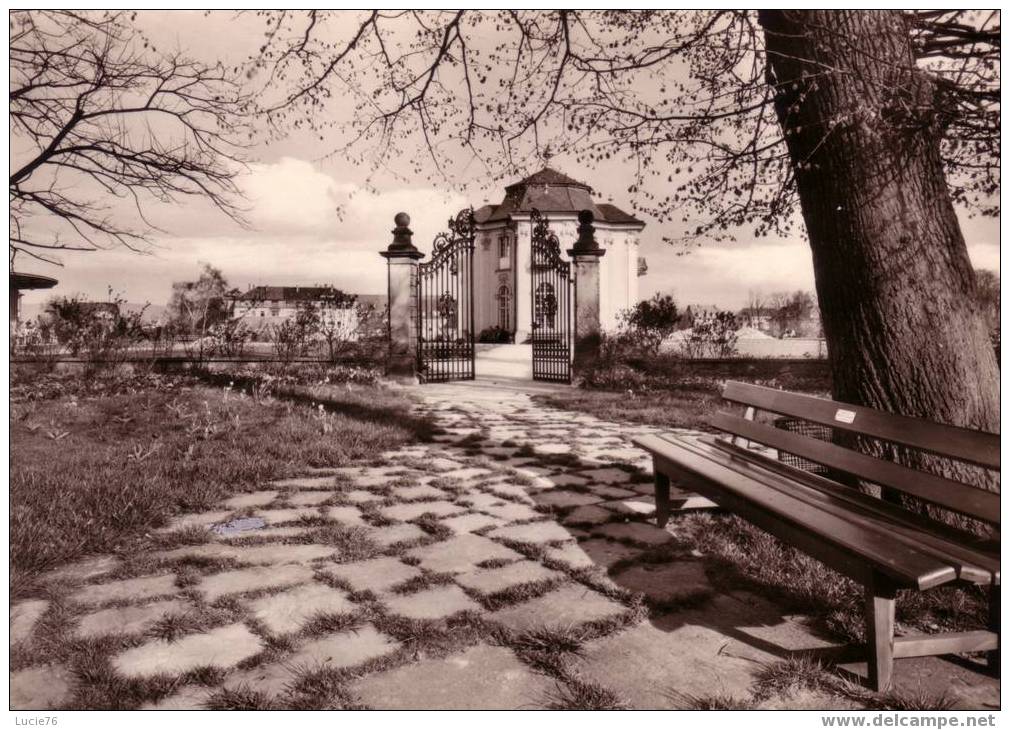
10, 379, 999, 710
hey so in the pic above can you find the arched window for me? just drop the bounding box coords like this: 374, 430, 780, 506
437, 291, 457, 338
497, 284, 512, 330
534, 282, 557, 330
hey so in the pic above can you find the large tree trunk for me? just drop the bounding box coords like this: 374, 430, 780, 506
758, 10, 999, 495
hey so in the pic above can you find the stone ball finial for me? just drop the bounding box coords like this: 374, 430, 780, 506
383, 210, 422, 258
569, 208, 605, 258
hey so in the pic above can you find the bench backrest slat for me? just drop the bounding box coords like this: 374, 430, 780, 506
722, 381, 1000, 470
711, 411, 1001, 525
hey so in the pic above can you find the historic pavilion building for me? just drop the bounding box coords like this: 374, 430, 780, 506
472, 168, 646, 343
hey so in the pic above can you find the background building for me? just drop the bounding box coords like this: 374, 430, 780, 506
472, 168, 646, 342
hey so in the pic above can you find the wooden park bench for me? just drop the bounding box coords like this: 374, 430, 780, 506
632, 381, 1000, 691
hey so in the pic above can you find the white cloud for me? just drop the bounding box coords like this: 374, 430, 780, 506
20, 159, 471, 305
240, 157, 468, 245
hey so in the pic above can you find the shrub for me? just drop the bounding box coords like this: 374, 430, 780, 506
207, 319, 252, 357
619, 293, 680, 356
41, 292, 147, 370
478, 325, 513, 343
680, 310, 739, 358
271, 302, 322, 362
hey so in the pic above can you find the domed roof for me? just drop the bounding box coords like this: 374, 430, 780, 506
475, 167, 644, 227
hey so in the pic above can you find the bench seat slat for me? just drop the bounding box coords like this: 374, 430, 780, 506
721, 381, 1000, 470
634, 434, 958, 590
711, 411, 1000, 525
707, 438, 998, 585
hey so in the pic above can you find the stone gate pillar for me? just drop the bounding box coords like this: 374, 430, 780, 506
568, 210, 606, 373
380, 212, 424, 378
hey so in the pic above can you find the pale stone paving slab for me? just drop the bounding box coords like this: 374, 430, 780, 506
323, 557, 421, 594
75, 599, 189, 639
579, 468, 634, 483
393, 485, 448, 501
384, 585, 482, 620
459, 492, 508, 510
284, 625, 399, 671
380, 501, 464, 522
343, 489, 383, 504
198, 564, 315, 601
140, 686, 214, 710
480, 502, 541, 522
487, 521, 574, 545
560, 539, 640, 569
588, 484, 639, 500
543, 474, 589, 488
153, 542, 336, 565
562, 505, 613, 526
246, 582, 355, 634
270, 476, 335, 489
288, 491, 335, 506
351, 645, 553, 710
406, 534, 522, 574
40, 555, 118, 584
599, 496, 655, 516
324, 506, 366, 526
368, 523, 428, 547
10, 599, 49, 644
441, 512, 505, 534
482, 483, 535, 504
442, 467, 492, 481
456, 561, 563, 596
488, 583, 628, 633
224, 490, 279, 509
112, 624, 263, 678
256, 507, 319, 524
10, 665, 75, 710
70, 574, 177, 606
531, 490, 603, 509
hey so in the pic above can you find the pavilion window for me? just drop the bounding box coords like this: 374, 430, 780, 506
497, 284, 512, 330
498, 234, 511, 269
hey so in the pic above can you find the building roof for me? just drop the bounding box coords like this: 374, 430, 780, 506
505, 167, 593, 192
10, 272, 58, 291
230, 286, 350, 303
476, 167, 645, 228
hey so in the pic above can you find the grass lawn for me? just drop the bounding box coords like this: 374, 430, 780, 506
10, 375, 433, 597
534, 382, 725, 430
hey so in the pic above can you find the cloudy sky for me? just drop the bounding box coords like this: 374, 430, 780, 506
15, 11, 1000, 313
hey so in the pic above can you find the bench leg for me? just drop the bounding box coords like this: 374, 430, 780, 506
865, 575, 896, 692
988, 584, 1000, 676
654, 471, 671, 528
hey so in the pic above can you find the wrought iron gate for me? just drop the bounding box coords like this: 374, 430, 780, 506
530, 209, 573, 382
416, 208, 475, 382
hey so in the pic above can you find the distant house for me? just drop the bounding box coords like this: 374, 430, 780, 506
738, 304, 822, 338
738, 306, 777, 333
682, 304, 731, 329
225, 286, 386, 340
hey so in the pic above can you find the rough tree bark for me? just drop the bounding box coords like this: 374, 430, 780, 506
758, 10, 1000, 494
